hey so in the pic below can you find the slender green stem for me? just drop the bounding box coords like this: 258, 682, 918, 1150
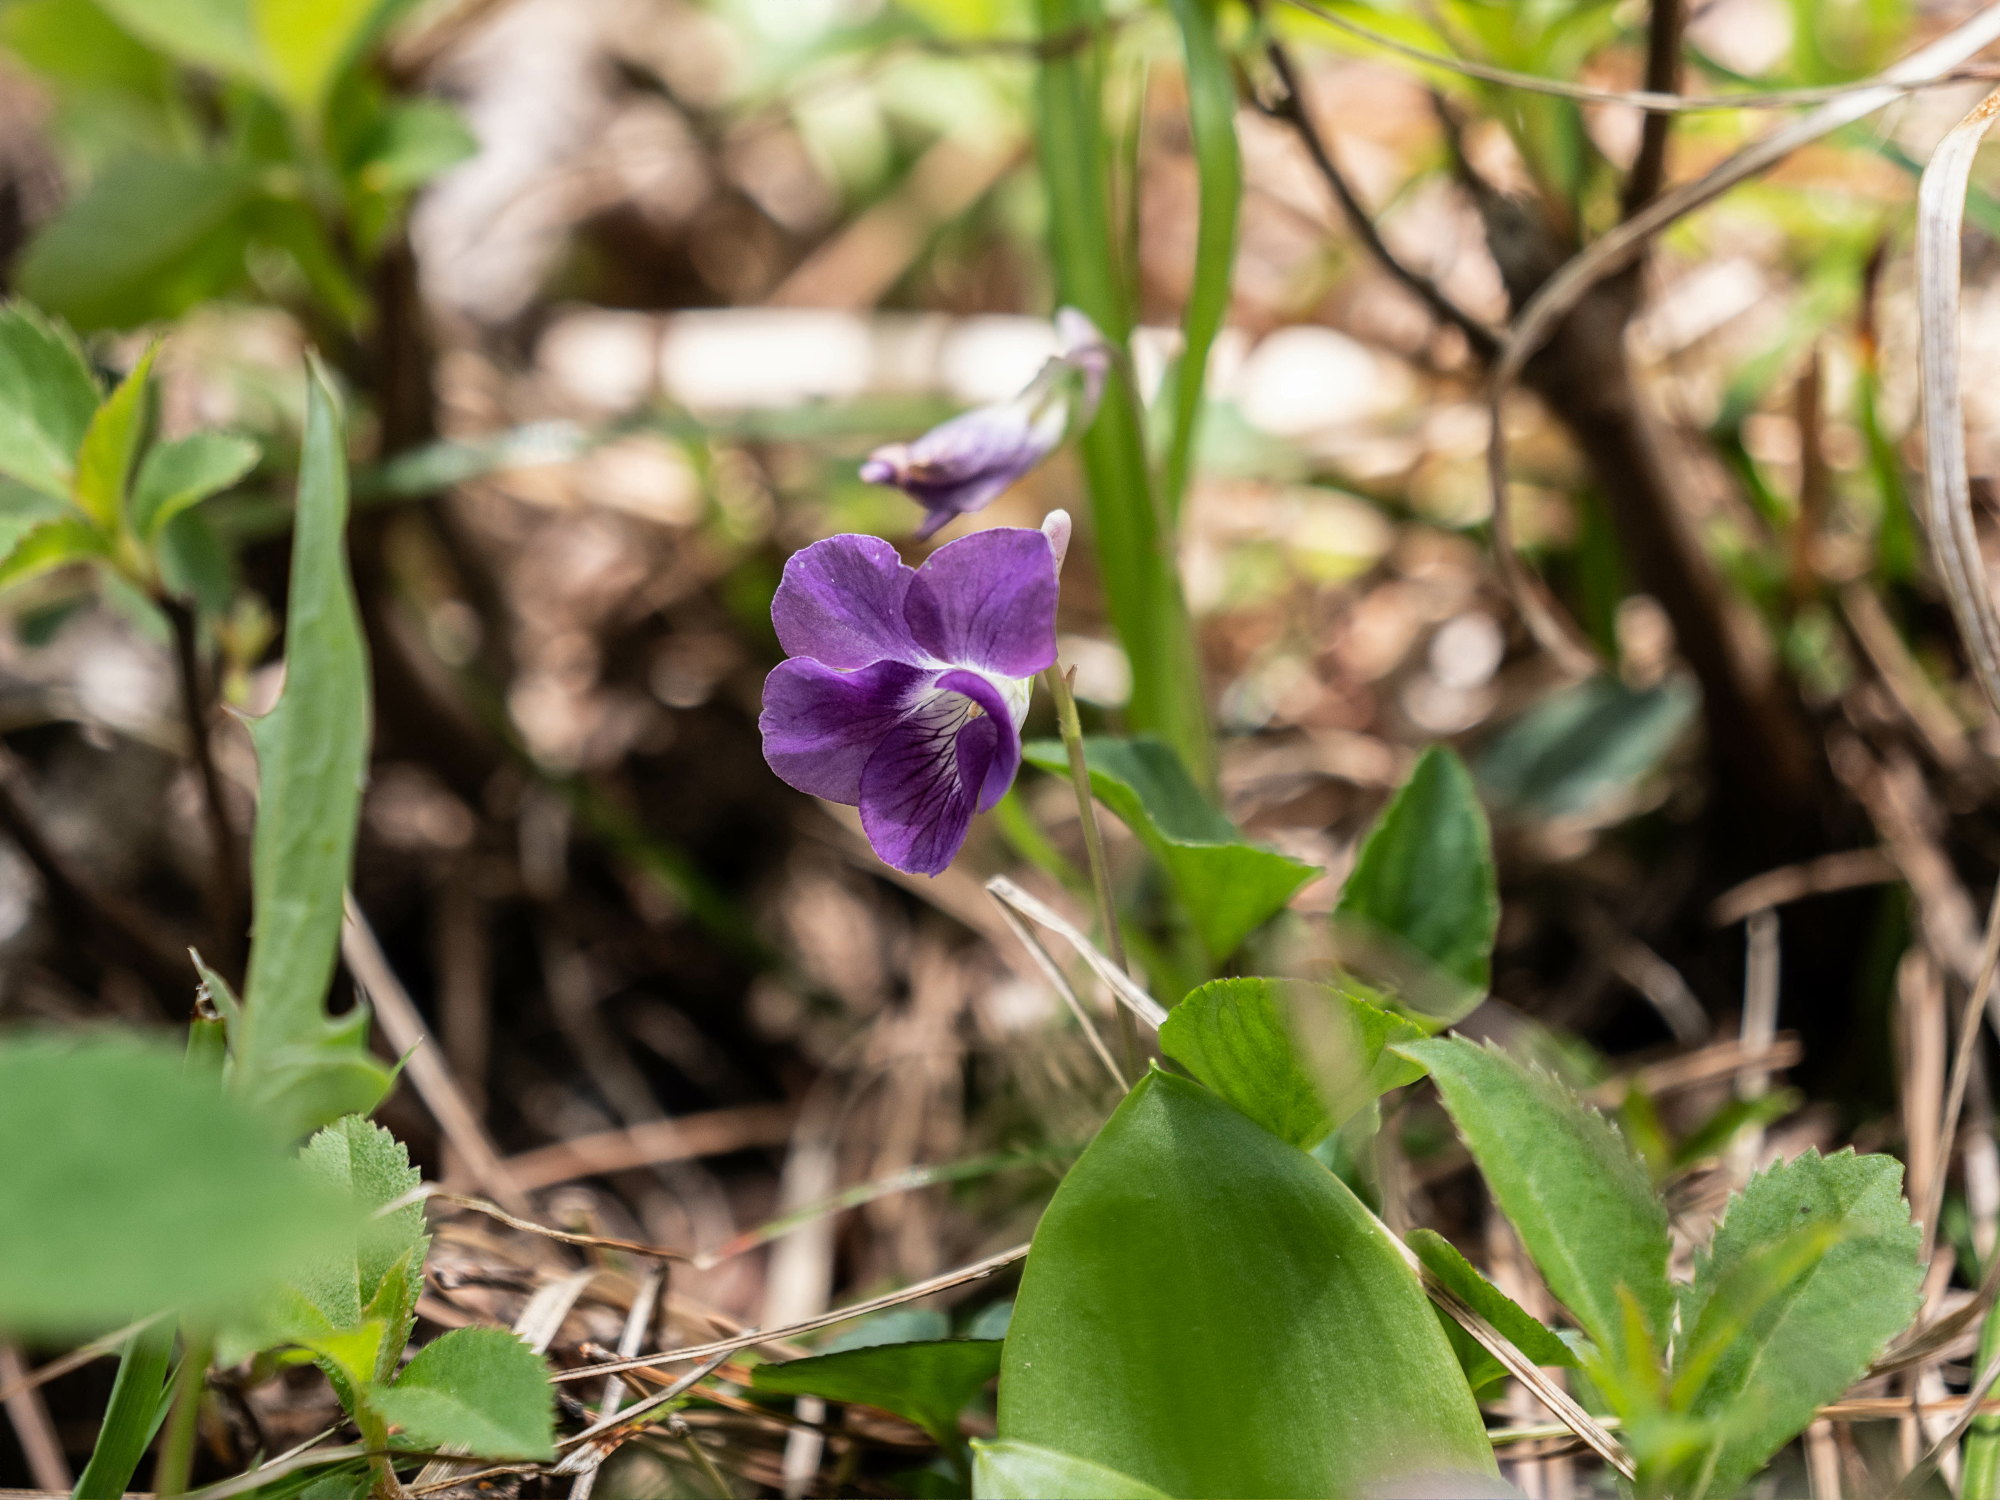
1161, 0, 1242, 523
1033, 0, 1214, 788
1966, 1295, 2000, 1496
151, 1329, 212, 1498
1044, 662, 1139, 1075
354, 1401, 402, 1499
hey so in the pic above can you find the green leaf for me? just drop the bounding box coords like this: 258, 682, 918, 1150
1159, 976, 1424, 1147
131, 430, 259, 539
252, 0, 397, 119
1333, 746, 1497, 1023
93, 0, 263, 80
366, 1327, 555, 1461
754, 1339, 1001, 1448
348, 97, 477, 195
281, 1117, 428, 1382
0, 1034, 351, 1336
0, 516, 110, 590
1478, 675, 1697, 822
73, 1320, 175, 1500
1398, 1037, 1672, 1373
1672, 1150, 1921, 1499
0, 300, 100, 499
1407, 1227, 1577, 1369
999, 1068, 1497, 1497
973, 1440, 1170, 1500
1021, 736, 1315, 959
232, 358, 390, 1139
16, 156, 256, 332
72, 343, 156, 528
1, 0, 178, 96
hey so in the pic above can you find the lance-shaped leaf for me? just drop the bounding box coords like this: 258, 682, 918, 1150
1159, 977, 1424, 1147
253, 0, 400, 120
1408, 1225, 1578, 1395
0, 301, 99, 500
1334, 746, 1497, 1025
1022, 736, 1316, 959
73, 344, 156, 529
93, 0, 263, 80
754, 1338, 1001, 1449
1671, 1150, 1921, 1499
232, 358, 390, 1138
974, 1440, 1170, 1500
1398, 1038, 1672, 1374
1000, 1069, 1497, 1497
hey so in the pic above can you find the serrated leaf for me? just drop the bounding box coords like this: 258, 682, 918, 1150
1672, 1150, 1921, 1498
973, 1440, 1170, 1500
754, 1338, 1001, 1448
1334, 747, 1497, 1023
1159, 977, 1424, 1147
72, 343, 155, 528
130, 430, 258, 539
999, 1068, 1497, 1497
1398, 1037, 1672, 1373
231, 359, 389, 1139
366, 1328, 554, 1461
1021, 736, 1316, 959
0, 516, 109, 591
283, 1117, 427, 1382
0, 301, 100, 499
17, 156, 256, 332
1407, 1227, 1577, 1369
0, 1034, 351, 1336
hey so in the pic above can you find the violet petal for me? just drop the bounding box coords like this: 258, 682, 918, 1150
760, 657, 930, 806
771, 533, 923, 670
858, 669, 1018, 875
863, 400, 1061, 535
904, 528, 1059, 680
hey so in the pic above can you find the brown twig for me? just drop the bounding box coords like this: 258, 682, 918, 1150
163, 597, 243, 977
1620, 0, 1684, 219
1246, 12, 1501, 360
553, 1242, 1031, 1383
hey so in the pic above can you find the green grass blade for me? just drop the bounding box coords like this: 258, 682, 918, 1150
1032, 0, 1212, 786
1160, 0, 1240, 525
74, 1319, 175, 1500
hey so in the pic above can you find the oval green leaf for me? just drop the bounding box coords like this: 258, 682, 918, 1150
973, 1439, 1169, 1500
999, 1069, 1497, 1498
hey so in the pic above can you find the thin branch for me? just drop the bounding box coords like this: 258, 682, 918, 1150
1484, 3, 2000, 668
1621, 0, 1685, 218
164, 598, 243, 976
1248, 13, 1501, 359
1272, 0, 2000, 113
553, 1242, 1030, 1383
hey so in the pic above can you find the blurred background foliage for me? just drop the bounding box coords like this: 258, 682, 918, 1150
4, 0, 2000, 1491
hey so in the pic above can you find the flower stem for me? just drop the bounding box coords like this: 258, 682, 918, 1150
151, 1328, 211, 1498
1042, 661, 1139, 1076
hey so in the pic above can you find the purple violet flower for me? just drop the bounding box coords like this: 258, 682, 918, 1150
860, 309, 1110, 540
760, 513, 1071, 876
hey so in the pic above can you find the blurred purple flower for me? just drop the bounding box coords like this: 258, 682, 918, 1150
760, 515, 1070, 875
861, 308, 1111, 539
